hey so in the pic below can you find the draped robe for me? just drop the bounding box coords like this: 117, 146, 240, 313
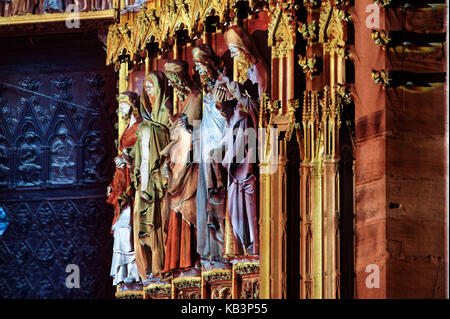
161, 89, 202, 273
196, 92, 228, 262
130, 120, 170, 279
222, 81, 260, 256
129, 71, 172, 279
107, 120, 141, 284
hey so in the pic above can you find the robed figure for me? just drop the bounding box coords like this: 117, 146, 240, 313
192, 45, 231, 268
214, 25, 269, 257
160, 60, 202, 276
107, 91, 141, 285
130, 71, 172, 281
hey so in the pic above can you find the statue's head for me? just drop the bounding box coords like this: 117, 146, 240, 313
23, 131, 37, 143
140, 71, 171, 124
118, 91, 140, 121
192, 45, 221, 90
224, 25, 263, 84
56, 127, 69, 139
224, 25, 255, 64
164, 60, 192, 101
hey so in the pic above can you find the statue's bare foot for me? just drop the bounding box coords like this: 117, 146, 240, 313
179, 268, 200, 278
123, 275, 138, 285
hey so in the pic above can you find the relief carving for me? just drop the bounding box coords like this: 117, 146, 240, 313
17, 131, 42, 186
0, 136, 9, 185
50, 125, 76, 184
83, 130, 108, 183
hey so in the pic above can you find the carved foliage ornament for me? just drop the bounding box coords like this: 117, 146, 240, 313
372, 30, 391, 49
298, 54, 317, 79
298, 20, 318, 47
303, 0, 319, 12
374, 0, 392, 7
371, 70, 392, 89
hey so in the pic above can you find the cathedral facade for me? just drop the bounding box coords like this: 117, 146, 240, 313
0, 0, 447, 299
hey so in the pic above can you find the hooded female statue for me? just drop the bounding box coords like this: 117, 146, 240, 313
129, 71, 172, 281
106, 91, 141, 285
160, 60, 202, 276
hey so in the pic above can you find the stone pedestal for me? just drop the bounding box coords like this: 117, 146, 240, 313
172, 277, 202, 299
115, 283, 144, 299
201, 269, 232, 299
144, 283, 172, 299
233, 262, 260, 299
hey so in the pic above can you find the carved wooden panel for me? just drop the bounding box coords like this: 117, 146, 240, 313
144, 283, 172, 299
116, 282, 144, 299
233, 262, 260, 299
172, 278, 202, 299
202, 270, 232, 299
0, 33, 117, 298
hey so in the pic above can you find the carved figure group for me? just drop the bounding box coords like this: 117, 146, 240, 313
106, 25, 268, 286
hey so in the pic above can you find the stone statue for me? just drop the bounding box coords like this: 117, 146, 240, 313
129, 71, 172, 282
224, 25, 268, 98
192, 45, 230, 268
17, 131, 42, 186
106, 91, 142, 286
160, 60, 202, 277
50, 126, 75, 184
83, 131, 107, 182
211, 25, 269, 257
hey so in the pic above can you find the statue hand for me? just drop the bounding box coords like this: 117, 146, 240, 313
114, 156, 126, 168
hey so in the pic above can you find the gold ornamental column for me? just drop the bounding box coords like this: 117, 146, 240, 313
309, 91, 323, 299
269, 138, 288, 299
321, 85, 341, 299
300, 91, 314, 298
317, 0, 348, 298
259, 159, 271, 299
262, 1, 298, 299
118, 52, 129, 147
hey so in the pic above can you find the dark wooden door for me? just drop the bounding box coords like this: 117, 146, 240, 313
0, 32, 117, 298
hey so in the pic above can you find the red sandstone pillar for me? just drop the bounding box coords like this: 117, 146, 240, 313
353, 0, 447, 298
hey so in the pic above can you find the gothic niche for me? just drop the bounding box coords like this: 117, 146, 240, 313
82, 130, 108, 183
0, 135, 9, 186
16, 130, 42, 187
50, 124, 76, 185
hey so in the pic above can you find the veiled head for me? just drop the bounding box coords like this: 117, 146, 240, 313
140, 71, 172, 125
